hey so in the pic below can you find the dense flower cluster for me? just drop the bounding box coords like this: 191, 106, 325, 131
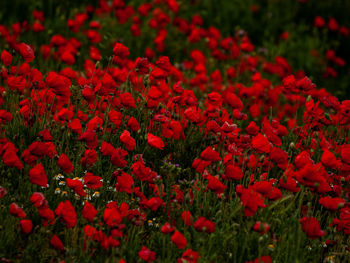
0, 0, 349, 262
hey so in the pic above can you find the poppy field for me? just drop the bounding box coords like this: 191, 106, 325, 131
0, 0, 350, 262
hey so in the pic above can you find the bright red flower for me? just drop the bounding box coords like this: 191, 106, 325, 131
128, 117, 141, 132
237, 186, 266, 216
9, 203, 26, 218
246, 255, 272, 263
55, 200, 77, 228
20, 219, 33, 234
1, 50, 12, 66
18, 42, 35, 62
341, 145, 350, 164
206, 174, 227, 195
224, 164, 243, 180
30, 192, 47, 208
138, 246, 156, 262
0, 186, 7, 198
321, 150, 340, 169
332, 208, 350, 234
171, 231, 187, 249
177, 249, 199, 263
111, 147, 128, 168
147, 133, 165, 150
2, 147, 23, 169
84, 172, 103, 189
120, 130, 136, 151
251, 133, 271, 153
66, 178, 85, 197
28, 163, 48, 187
113, 43, 129, 58
200, 146, 221, 162
82, 201, 98, 222
115, 171, 134, 194
81, 149, 98, 166
57, 153, 74, 173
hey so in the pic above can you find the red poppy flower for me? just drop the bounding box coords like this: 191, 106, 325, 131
113, 43, 129, 58
138, 246, 156, 262
9, 203, 26, 218
101, 141, 116, 156
319, 196, 345, 211
1, 50, 12, 66
55, 200, 77, 228
57, 153, 74, 173
300, 217, 325, 239
161, 222, 176, 234
50, 235, 65, 251
20, 219, 33, 234
111, 147, 128, 168
206, 174, 227, 195
251, 133, 271, 153
177, 249, 199, 263
224, 164, 243, 180
82, 201, 98, 222
84, 172, 103, 189
252, 221, 270, 234
81, 149, 98, 166
181, 211, 193, 227
321, 150, 341, 169
66, 178, 85, 197
147, 133, 165, 150
29, 163, 48, 187
171, 231, 187, 249
194, 217, 216, 233
115, 171, 134, 194
120, 130, 136, 151
18, 42, 35, 62
200, 146, 221, 162
30, 192, 47, 208
2, 147, 23, 169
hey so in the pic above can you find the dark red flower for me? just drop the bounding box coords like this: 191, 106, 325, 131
181, 211, 193, 227
194, 217, 216, 233
319, 196, 345, 211
300, 217, 325, 239
50, 235, 65, 251
161, 222, 175, 234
